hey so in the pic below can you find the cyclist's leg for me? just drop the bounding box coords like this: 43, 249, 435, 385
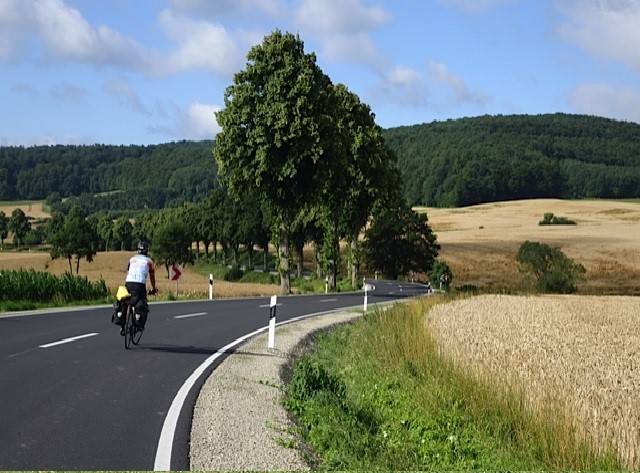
125, 282, 148, 329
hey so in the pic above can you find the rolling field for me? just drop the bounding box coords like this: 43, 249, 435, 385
421, 198, 640, 295
1, 198, 639, 296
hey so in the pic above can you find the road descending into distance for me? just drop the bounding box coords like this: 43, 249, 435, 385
0, 279, 430, 470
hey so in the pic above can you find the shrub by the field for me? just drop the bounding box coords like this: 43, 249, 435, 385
517, 241, 586, 293
539, 212, 576, 225
0, 269, 108, 303
223, 265, 244, 282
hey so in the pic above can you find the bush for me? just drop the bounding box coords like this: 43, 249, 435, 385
539, 212, 576, 225
516, 241, 586, 294
223, 265, 244, 282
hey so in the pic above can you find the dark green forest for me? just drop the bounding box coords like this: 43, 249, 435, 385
1, 113, 639, 210
0, 140, 216, 211
383, 113, 640, 207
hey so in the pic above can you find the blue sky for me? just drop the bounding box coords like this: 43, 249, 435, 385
1, 0, 639, 146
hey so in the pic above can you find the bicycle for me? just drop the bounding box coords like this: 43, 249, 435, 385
113, 286, 156, 349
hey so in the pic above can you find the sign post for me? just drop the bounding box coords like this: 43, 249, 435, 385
268, 295, 277, 349
209, 273, 213, 300
170, 264, 182, 297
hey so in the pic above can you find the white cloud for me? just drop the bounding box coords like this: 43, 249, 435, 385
427, 61, 491, 106
168, 0, 285, 19
570, 83, 640, 123
103, 79, 150, 115
50, 82, 86, 102
438, 0, 516, 12
10, 82, 39, 96
155, 9, 246, 76
556, 0, 640, 72
0, 0, 32, 60
148, 101, 221, 140
374, 61, 491, 112
293, 0, 389, 64
375, 66, 431, 108
33, 0, 147, 68
185, 101, 221, 139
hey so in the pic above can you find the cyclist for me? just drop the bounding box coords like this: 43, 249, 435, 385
120, 241, 157, 334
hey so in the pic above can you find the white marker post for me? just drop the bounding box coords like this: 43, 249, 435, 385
209, 274, 213, 300
363, 278, 368, 313
268, 295, 277, 349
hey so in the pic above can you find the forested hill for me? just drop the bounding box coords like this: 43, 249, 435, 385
2, 114, 640, 211
0, 140, 216, 210
383, 113, 640, 207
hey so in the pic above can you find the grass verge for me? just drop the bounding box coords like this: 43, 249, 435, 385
282, 295, 621, 471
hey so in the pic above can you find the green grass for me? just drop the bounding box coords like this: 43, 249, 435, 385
283, 295, 621, 471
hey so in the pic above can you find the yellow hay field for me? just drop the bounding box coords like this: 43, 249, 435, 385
0, 251, 279, 299
0, 201, 49, 220
427, 294, 640, 470
420, 199, 640, 294
1, 198, 638, 296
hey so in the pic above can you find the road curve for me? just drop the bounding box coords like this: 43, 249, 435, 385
0, 280, 429, 470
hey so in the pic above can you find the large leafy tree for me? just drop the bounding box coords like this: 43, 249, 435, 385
47, 206, 99, 274
327, 84, 400, 287
8, 208, 30, 249
364, 206, 440, 280
152, 220, 193, 279
113, 216, 133, 251
214, 30, 334, 294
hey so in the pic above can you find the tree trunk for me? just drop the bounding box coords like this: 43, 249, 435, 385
67, 255, 73, 274
296, 242, 304, 278
278, 221, 291, 295
315, 243, 322, 278
263, 247, 269, 273
75, 256, 80, 275
247, 244, 254, 270
350, 233, 359, 288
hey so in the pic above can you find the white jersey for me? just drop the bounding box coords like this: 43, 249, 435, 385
126, 254, 155, 284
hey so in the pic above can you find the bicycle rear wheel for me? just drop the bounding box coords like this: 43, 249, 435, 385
124, 311, 133, 349
132, 311, 143, 345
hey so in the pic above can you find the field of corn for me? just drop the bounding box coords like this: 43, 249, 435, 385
427, 294, 640, 470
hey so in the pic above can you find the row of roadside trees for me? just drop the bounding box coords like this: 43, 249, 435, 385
213, 30, 440, 293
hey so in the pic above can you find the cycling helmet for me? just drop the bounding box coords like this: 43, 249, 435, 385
137, 241, 149, 255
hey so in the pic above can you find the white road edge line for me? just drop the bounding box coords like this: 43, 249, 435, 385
153, 306, 359, 471
39, 333, 98, 348
174, 312, 207, 319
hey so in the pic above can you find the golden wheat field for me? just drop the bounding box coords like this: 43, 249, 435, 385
427, 294, 640, 470
420, 198, 640, 294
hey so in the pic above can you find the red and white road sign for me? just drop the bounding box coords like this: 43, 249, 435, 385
170, 265, 182, 281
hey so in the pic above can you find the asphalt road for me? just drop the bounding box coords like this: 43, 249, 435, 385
0, 279, 430, 470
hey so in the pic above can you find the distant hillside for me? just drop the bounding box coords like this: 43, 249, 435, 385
0, 140, 216, 210
383, 113, 640, 207
2, 114, 639, 212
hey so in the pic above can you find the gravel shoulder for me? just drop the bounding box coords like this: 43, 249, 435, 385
189, 311, 361, 471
